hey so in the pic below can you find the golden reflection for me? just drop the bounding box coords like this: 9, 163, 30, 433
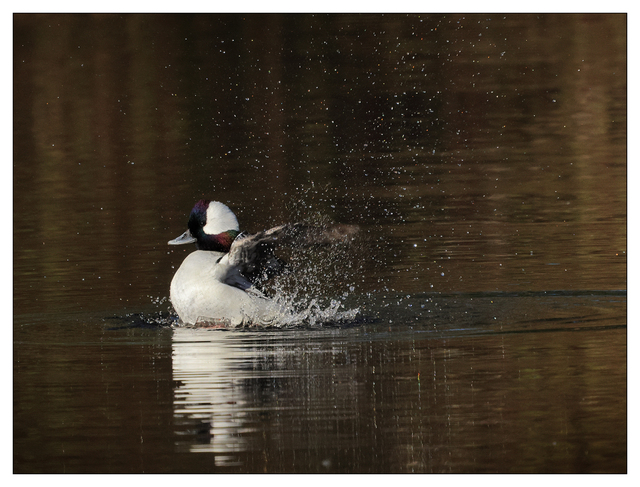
14, 13, 625, 311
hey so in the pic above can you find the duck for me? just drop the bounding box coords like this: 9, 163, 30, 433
168, 199, 358, 326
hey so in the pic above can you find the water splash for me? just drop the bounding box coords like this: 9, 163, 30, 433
116, 308, 177, 328
254, 218, 364, 328
264, 296, 360, 328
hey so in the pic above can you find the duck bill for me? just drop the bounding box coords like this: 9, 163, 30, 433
168, 229, 197, 245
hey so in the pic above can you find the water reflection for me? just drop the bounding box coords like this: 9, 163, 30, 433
167, 290, 626, 473
172, 328, 250, 465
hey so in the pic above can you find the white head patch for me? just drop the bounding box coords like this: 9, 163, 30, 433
202, 201, 240, 235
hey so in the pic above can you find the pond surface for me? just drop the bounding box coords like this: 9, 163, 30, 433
13, 13, 626, 473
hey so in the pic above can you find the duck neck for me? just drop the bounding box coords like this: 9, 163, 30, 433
195, 230, 239, 252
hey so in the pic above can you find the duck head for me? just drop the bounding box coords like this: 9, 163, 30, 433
168, 200, 240, 252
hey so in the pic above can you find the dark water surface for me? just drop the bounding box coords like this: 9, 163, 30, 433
14, 14, 626, 473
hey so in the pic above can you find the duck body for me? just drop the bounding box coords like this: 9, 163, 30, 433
168, 199, 358, 326
169, 249, 277, 326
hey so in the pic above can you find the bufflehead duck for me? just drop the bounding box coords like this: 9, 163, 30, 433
168, 200, 357, 326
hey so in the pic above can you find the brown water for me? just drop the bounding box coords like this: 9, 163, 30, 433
13, 13, 626, 473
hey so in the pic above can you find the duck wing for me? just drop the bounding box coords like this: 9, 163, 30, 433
219, 223, 359, 288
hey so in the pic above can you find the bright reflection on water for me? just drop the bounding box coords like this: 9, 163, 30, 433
13, 13, 626, 473
172, 329, 250, 464
166, 291, 625, 473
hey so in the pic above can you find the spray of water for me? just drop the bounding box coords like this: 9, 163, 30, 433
244, 216, 364, 328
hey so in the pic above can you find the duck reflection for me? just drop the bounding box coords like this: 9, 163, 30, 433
171, 327, 252, 466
